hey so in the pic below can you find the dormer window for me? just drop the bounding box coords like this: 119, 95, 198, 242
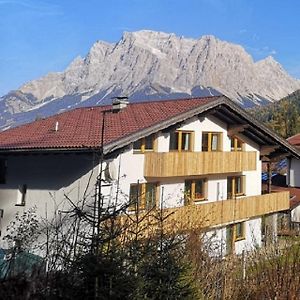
169, 130, 194, 152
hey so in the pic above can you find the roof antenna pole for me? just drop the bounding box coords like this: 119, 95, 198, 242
94, 109, 106, 300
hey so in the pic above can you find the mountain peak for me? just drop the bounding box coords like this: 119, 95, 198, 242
1, 30, 299, 129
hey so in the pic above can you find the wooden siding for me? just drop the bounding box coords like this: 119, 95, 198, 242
164, 191, 289, 230
121, 192, 289, 236
144, 151, 257, 177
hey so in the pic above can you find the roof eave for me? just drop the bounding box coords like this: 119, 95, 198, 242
104, 96, 300, 160
0, 147, 100, 155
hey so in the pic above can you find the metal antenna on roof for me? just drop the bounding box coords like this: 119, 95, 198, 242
55, 121, 59, 132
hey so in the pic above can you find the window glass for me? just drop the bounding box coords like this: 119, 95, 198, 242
133, 134, 155, 152
129, 183, 157, 211
184, 180, 192, 204
145, 183, 156, 209
236, 139, 243, 151
144, 135, 154, 150
211, 133, 219, 151
16, 184, 27, 206
202, 132, 221, 151
235, 176, 242, 194
227, 176, 244, 199
235, 222, 245, 239
231, 137, 243, 152
181, 132, 191, 151
129, 184, 142, 208
194, 180, 204, 200
230, 137, 235, 151
184, 179, 206, 203
169, 131, 179, 150
170, 131, 192, 151
227, 178, 233, 199
202, 133, 209, 151
133, 139, 143, 151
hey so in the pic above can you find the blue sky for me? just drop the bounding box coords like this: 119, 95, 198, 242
1, 0, 300, 96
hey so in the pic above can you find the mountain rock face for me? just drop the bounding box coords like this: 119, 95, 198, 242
1, 30, 300, 128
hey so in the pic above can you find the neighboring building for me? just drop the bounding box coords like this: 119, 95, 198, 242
287, 134, 300, 187
0, 96, 298, 255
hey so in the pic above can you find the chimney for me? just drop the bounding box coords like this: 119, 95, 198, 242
112, 97, 129, 112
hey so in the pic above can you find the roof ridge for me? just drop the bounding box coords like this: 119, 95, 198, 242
3, 96, 223, 131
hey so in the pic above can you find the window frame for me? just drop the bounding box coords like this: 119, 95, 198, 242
133, 134, 156, 153
231, 136, 245, 152
202, 132, 223, 152
15, 184, 27, 207
169, 130, 194, 152
128, 182, 159, 211
234, 222, 246, 241
184, 178, 207, 205
227, 175, 246, 199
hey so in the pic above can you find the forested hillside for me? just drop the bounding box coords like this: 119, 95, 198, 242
250, 89, 300, 138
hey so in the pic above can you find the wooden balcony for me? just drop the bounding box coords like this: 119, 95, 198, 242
120, 192, 289, 237
164, 191, 289, 231
144, 151, 257, 177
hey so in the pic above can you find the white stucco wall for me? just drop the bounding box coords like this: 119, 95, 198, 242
0, 153, 99, 246
234, 218, 262, 254
289, 158, 300, 187
203, 217, 261, 256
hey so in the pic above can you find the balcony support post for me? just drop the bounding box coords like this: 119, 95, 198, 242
267, 162, 272, 194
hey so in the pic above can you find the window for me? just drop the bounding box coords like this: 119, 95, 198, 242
184, 179, 207, 205
227, 176, 245, 199
16, 184, 27, 206
226, 222, 246, 254
129, 182, 158, 211
133, 134, 156, 153
169, 130, 193, 152
0, 159, 7, 184
234, 222, 245, 241
202, 132, 222, 151
231, 137, 244, 152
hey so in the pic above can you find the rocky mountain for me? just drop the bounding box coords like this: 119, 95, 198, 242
1, 30, 300, 129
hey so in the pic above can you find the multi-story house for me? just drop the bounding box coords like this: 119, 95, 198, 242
0, 96, 298, 255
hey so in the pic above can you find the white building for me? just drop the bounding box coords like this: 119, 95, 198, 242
287, 134, 300, 188
0, 96, 298, 255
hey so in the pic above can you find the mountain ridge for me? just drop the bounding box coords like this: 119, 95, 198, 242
1, 30, 299, 129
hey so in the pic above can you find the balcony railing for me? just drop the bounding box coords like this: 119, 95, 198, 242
121, 192, 289, 235
164, 191, 289, 230
144, 151, 257, 177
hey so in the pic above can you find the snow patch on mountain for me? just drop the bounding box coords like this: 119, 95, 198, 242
1, 30, 300, 128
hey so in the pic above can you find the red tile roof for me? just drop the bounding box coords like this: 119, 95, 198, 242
287, 133, 300, 147
272, 185, 300, 210
0, 96, 220, 151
